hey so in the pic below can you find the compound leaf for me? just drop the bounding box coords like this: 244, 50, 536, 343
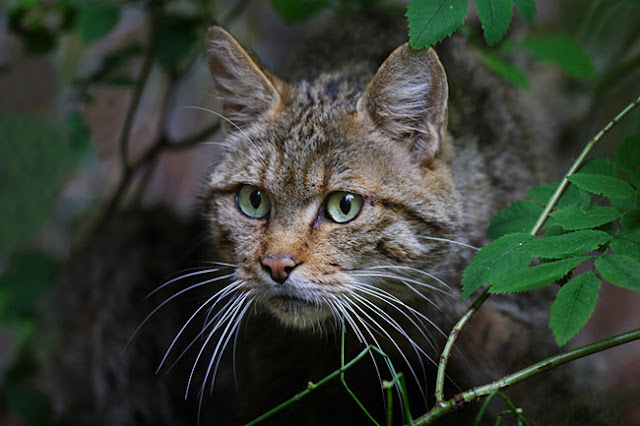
512, 0, 536, 22
610, 229, 640, 258
523, 34, 595, 80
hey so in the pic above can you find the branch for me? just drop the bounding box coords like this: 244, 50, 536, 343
433, 92, 640, 405
418, 327, 640, 425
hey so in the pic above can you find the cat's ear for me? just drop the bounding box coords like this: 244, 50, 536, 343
206, 25, 288, 130
357, 44, 448, 165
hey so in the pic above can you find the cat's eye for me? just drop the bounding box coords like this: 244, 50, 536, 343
237, 185, 271, 219
325, 192, 363, 223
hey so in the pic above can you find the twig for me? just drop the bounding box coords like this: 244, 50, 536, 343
417, 327, 640, 425
433, 92, 640, 406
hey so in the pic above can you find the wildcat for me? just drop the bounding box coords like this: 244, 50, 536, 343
49, 13, 613, 426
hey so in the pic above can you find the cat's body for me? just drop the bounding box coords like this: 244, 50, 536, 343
50, 13, 611, 426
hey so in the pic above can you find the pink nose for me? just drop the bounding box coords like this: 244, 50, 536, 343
261, 255, 299, 284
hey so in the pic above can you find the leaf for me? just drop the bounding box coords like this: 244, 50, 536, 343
611, 229, 640, 258
579, 158, 618, 177
475, 0, 512, 45
621, 197, 640, 229
551, 204, 621, 230
528, 180, 591, 208
512, 0, 536, 22
595, 254, 640, 290
525, 230, 611, 259
523, 34, 596, 80
615, 135, 640, 174
568, 173, 635, 200
75, 2, 121, 43
550, 272, 601, 346
461, 232, 533, 298
490, 256, 590, 293
270, 0, 331, 23
476, 48, 530, 88
487, 200, 542, 239
407, 0, 470, 48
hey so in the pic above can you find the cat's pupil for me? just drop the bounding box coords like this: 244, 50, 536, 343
340, 195, 353, 214
250, 190, 262, 209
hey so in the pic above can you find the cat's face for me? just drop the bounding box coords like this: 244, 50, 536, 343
204, 26, 460, 329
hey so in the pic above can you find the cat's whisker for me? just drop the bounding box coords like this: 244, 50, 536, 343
157, 281, 244, 373
183, 106, 258, 151
347, 293, 428, 402
188, 292, 250, 398
354, 282, 442, 361
148, 267, 229, 298
124, 273, 236, 356
418, 235, 479, 251
351, 270, 455, 299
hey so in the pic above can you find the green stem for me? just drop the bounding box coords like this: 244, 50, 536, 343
433, 92, 640, 406
417, 327, 640, 425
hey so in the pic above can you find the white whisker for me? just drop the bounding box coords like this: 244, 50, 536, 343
418, 235, 478, 250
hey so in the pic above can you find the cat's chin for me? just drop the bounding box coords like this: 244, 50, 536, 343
263, 296, 333, 329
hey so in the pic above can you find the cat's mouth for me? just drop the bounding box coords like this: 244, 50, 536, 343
261, 289, 331, 327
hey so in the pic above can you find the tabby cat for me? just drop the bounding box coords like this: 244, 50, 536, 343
51, 13, 612, 426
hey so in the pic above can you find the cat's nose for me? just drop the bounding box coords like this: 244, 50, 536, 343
261, 254, 299, 284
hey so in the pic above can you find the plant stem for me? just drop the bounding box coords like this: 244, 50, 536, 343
433, 92, 640, 406
417, 327, 640, 425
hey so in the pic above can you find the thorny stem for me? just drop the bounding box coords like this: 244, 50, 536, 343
416, 327, 640, 425
433, 93, 640, 406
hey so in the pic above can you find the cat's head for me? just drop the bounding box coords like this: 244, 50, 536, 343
203, 25, 461, 329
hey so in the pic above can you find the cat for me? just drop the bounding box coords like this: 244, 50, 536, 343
49, 12, 614, 426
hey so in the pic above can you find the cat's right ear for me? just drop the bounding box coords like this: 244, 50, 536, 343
206, 26, 288, 131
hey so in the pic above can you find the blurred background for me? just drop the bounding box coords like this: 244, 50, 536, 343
1, 0, 640, 424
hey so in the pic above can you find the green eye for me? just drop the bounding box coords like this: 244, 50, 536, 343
326, 192, 363, 223
237, 185, 271, 219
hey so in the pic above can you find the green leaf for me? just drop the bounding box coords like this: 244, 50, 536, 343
621, 196, 640, 229
490, 256, 590, 293
579, 158, 618, 177
75, 2, 121, 43
525, 230, 611, 259
523, 34, 596, 80
551, 204, 621, 230
550, 272, 601, 346
512, 0, 536, 22
270, 0, 331, 23
475, 0, 512, 45
476, 48, 530, 88
568, 173, 635, 200
407, 0, 470, 48
487, 200, 542, 239
611, 229, 640, 258
461, 232, 533, 298
615, 136, 640, 174
528, 180, 591, 208
595, 254, 640, 290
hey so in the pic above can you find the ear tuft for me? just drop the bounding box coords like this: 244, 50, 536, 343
206, 26, 286, 131
357, 44, 448, 165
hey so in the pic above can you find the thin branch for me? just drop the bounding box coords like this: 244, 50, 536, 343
417, 327, 640, 425
433, 92, 640, 406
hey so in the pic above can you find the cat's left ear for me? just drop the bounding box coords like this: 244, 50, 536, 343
357, 44, 448, 165
206, 25, 289, 131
